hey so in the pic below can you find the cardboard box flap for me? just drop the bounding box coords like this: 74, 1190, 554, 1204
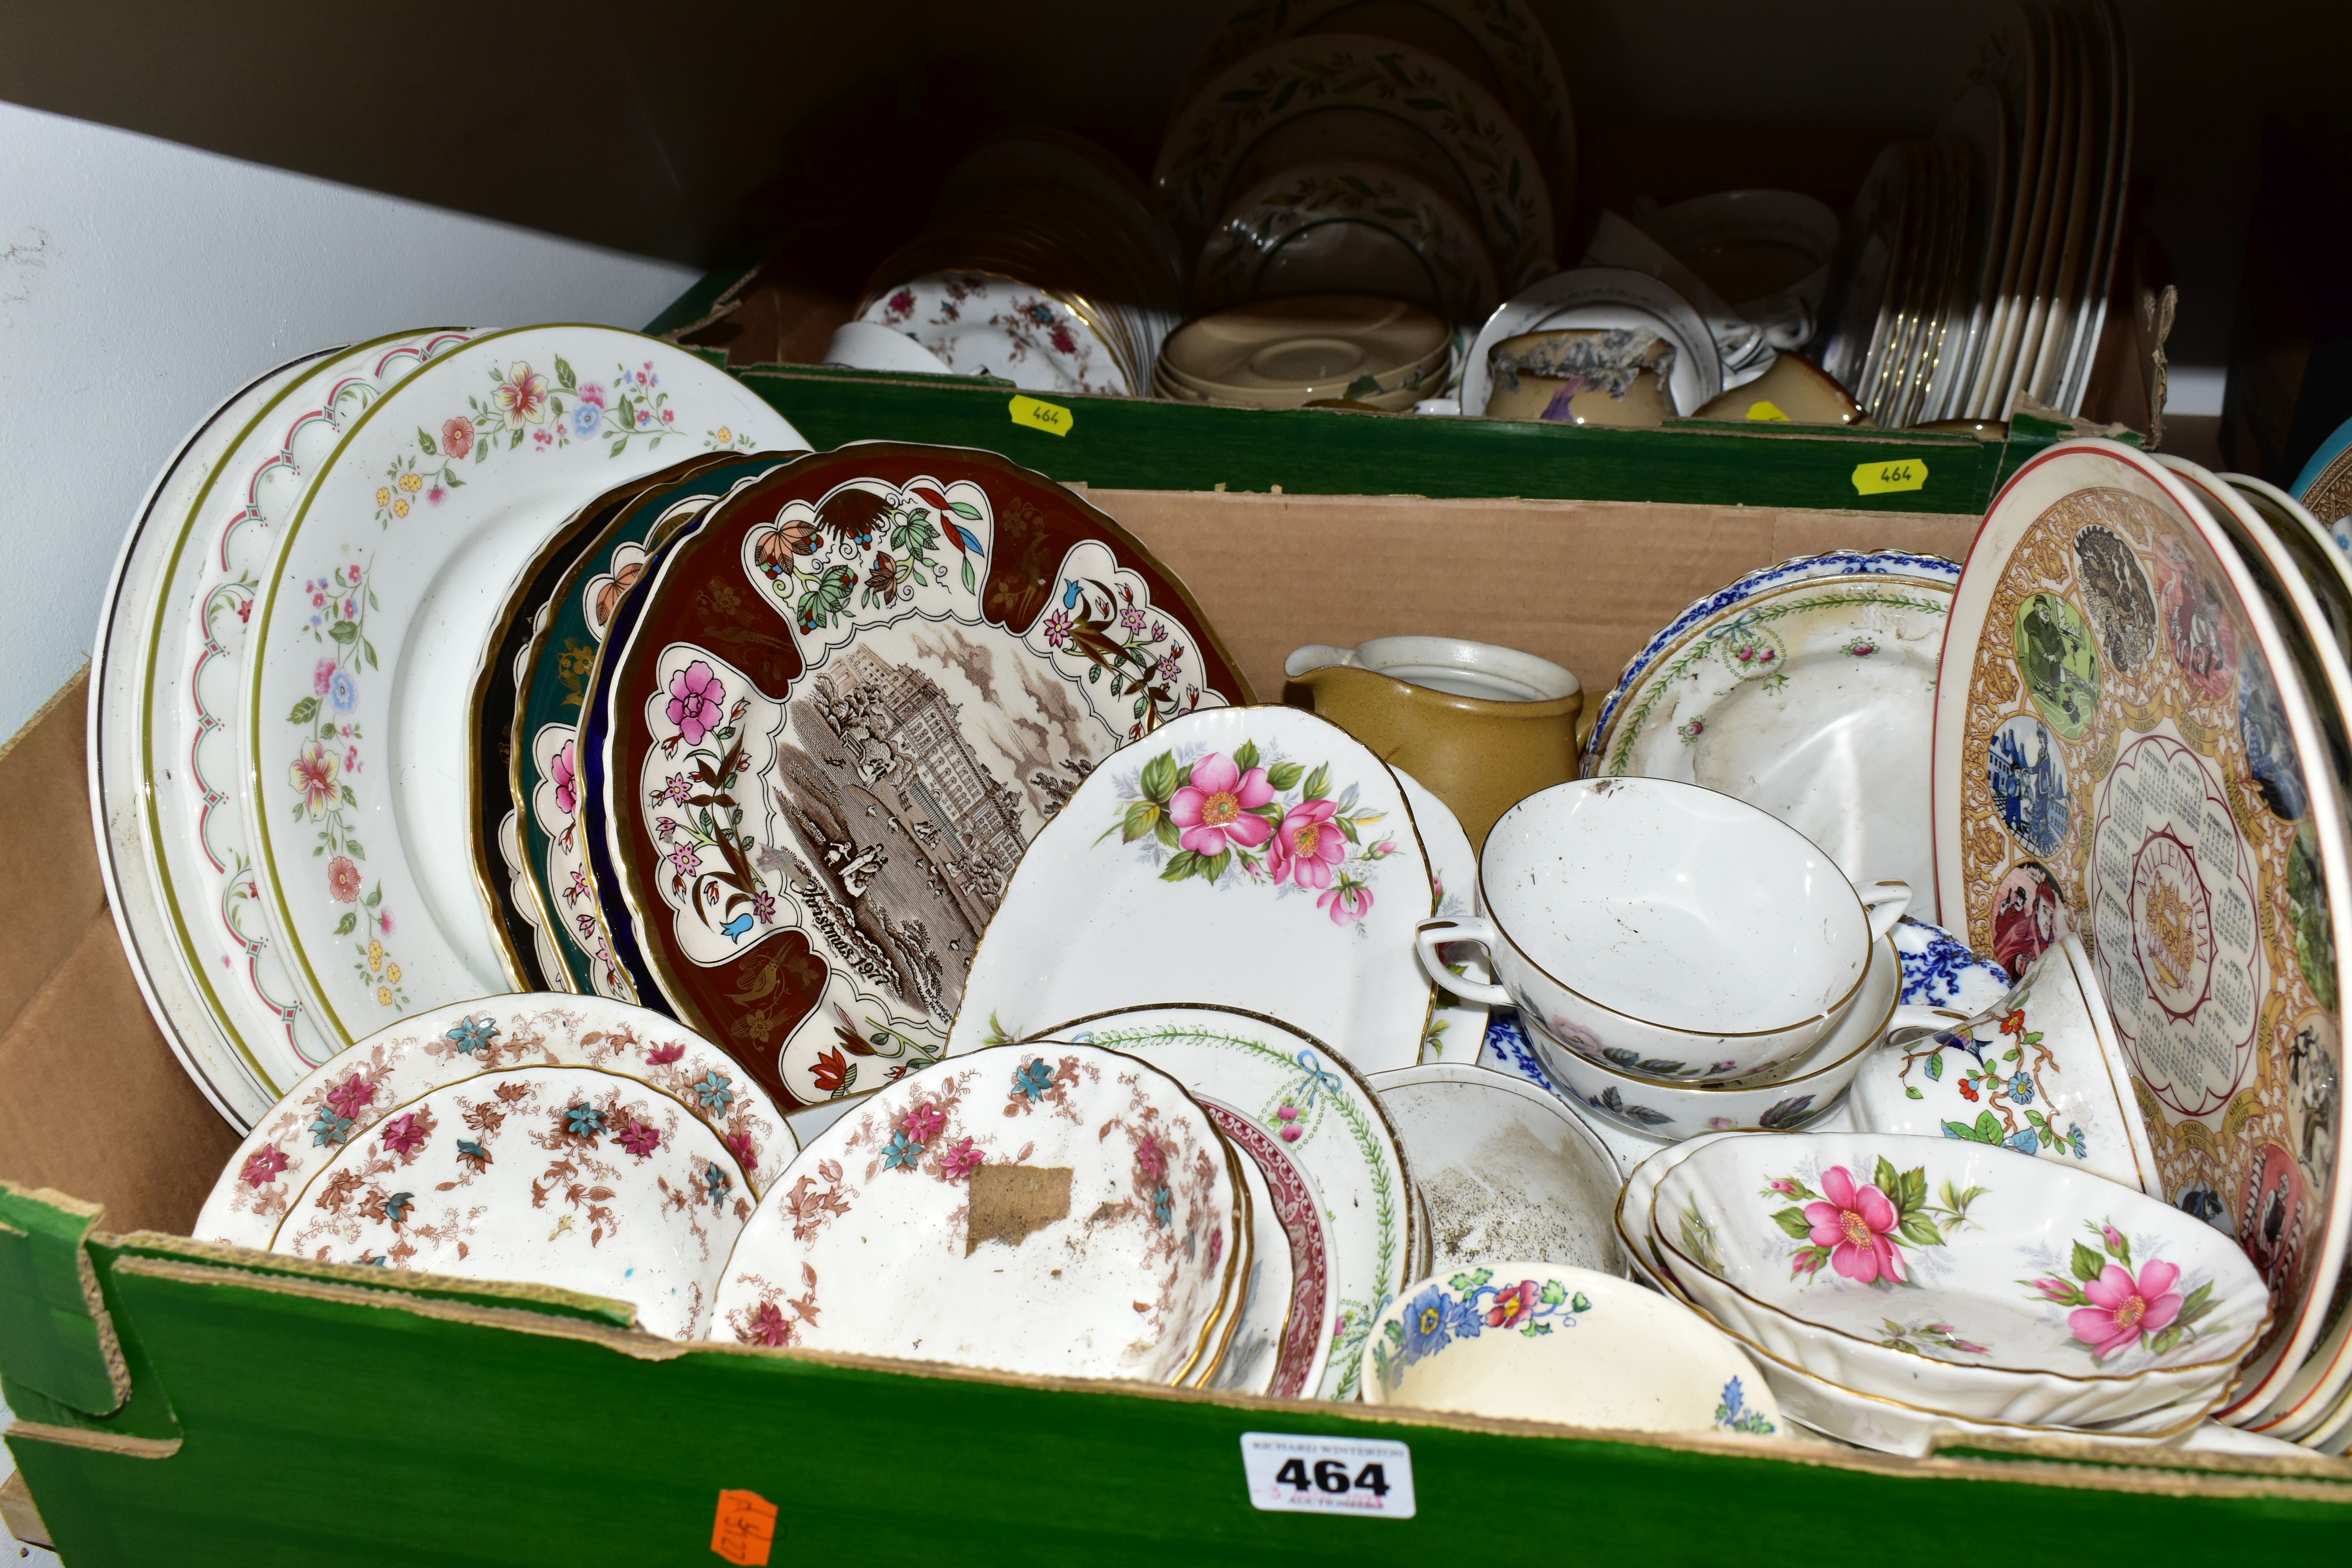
0, 1183, 126, 1415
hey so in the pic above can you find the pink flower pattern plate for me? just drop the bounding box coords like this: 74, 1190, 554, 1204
196, 995, 793, 1252
273, 1062, 752, 1339
947, 706, 1436, 1078
712, 1043, 1245, 1385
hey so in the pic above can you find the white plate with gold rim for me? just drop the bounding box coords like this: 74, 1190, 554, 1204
711, 1042, 1246, 1385
102, 330, 480, 1123
1021, 1004, 1414, 1401
196, 993, 793, 1253
243, 326, 799, 1046
947, 705, 1436, 1078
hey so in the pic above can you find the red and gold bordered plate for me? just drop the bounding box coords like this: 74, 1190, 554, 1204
1932, 437, 2350, 1419
590, 442, 1252, 1111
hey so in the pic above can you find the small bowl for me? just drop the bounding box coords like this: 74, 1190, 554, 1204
1367, 1063, 1625, 1276
1647, 1132, 2270, 1420
1428, 779, 1911, 1082
1486, 935, 1951, 1140
1361, 1259, 1784, 1438
1693, 352, 1866, 427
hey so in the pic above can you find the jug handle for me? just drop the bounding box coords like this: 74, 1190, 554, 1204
1415, 917, 1515, 1008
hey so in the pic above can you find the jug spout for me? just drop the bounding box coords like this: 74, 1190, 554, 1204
1283, 644, 1359, 682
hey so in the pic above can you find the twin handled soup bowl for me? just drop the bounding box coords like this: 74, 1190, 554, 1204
1416, 778, 1909, 1083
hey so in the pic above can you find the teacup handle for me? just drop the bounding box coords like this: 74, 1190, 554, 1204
1882, 1004, 1984, 1048
1415, 917, 1516, 1008
1859, 880, 1912, 946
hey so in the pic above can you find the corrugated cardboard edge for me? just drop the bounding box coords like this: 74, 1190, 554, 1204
0, 1184, 129, 1412
0, 1470, 52, 1548
96, 1254, 2352, 1501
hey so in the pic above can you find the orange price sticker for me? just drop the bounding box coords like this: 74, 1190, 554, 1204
712, 1488, 779, 1565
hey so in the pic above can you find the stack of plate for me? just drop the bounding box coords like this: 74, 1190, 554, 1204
1155, 3, 1571, 365
851, 130, 1185, 396
90, 326, 1272, 1138
1618, 1131, 2271, 1454
1930, 437, 2352, 1450
1817, 0, 2133, 425
1154, 295, 1452, 410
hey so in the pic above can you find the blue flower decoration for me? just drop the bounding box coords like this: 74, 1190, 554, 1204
310, 1108, 354, 1147
566, 1103, 606, 1137
445, 1015, 500, 1055
882, 1130, 922, 1171
572, 402, 601, 436
692, 1071, 735, 1111
702, 1162, 731, 1202
2068, 1124, 2088, 1158
328, 668, 359, 714
2007, 1128, 2040, 1155
1401, 1285, 1479, 1365
1013, 1059, 1055, 1102
384, 1191, 413, 1225
2010, 1071, 2036, 1105
1151, 1185, 1174, 1229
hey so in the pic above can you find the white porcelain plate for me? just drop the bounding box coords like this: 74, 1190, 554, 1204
196, 993, 793, 1251
271, 1061, 753, 1339
244, 326, 800, 1045
1023, 1004, 1415, 1401
712, 1042, 1243, 1384
949, 705, 1436, 1077
1584, 549, 1958, 898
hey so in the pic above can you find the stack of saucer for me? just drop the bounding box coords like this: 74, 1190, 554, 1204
850, 130, 1185, 395
1617, 1130, 2271, 1454
1155, 295, 1452, 410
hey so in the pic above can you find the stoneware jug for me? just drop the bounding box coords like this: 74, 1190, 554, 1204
1284, 636, 1581, 849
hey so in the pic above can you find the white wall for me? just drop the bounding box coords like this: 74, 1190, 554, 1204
0, 102, 699, 741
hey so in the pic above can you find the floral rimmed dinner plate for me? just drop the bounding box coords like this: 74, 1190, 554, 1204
243, 326, 798, 1047
109, 330, 481, 1123
274, 1062, 753, 1339
1932, 437, 2352, 1424
468, 452, 758, 991
711, 1042, 1245, 1385
1583, 550, 1959, 898
583, 442, 1252, 1112
1154, 34, 1554, 292
1022, 1004, 1416, 1401
949, 704, 1435, 1078
1174, 0, 1576, 252
94, 344, 339, 1125
196, 994, 794, 1252
496, 453, 802, 1000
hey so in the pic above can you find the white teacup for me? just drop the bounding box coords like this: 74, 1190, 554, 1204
1415, 778, 1908, 1082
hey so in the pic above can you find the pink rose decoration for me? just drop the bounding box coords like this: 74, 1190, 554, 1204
1168, 752, 1274, 856
2069, 1260, 2183, 1359
666, 661, 726, 746
326, 854, 362, 904
1268, 799, 1346, 889
1802, 1165, 1906, 1284
552, 740, 579, 816
441, 417, 474, 459
314, 659, 336, 696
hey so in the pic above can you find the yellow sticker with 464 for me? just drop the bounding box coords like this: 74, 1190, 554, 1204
1852, 458, 1928, 495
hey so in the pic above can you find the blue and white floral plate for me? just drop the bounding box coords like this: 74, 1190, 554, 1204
1582, 549, 1959, 898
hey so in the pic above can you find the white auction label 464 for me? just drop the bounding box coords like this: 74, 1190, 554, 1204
1240, 1432, 1416, 1519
